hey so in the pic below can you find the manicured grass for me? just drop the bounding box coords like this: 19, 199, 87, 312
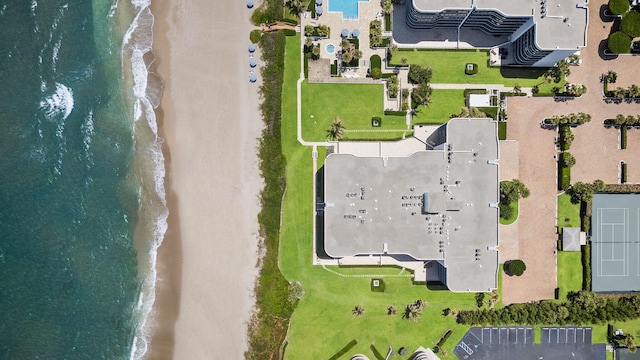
556, 251, 582, 301
412, 90, 466, 124
498, 121, 507, 140
558, 194, 580, 233
499, 201, 518, 225
390, 49, 546, 86
301, 82, 408, 141
282, 35, 477, 360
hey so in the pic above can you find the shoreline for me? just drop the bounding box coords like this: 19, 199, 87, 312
147, 0, 264, 358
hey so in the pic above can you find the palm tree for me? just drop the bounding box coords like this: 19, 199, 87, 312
606, 70, 618, 84
352, 305, 365, 317
327, 118, 346, 140
629, 84, 640, 98
285, 0, 306, 16
614, 87, 627, 99
513, 84, 522, 95
400, 57, 408, 66
387, 305, 397, 315
402, 303, 422, 322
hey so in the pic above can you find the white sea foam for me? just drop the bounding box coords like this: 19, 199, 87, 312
52, 39, 61, 71
121, 1, 168, 359
39, 82, 74, 121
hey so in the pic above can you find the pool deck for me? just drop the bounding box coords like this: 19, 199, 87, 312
301, 0, 389, 80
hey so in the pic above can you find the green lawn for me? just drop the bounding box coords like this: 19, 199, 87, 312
558, 194, 580, 233
556, 251, 582, 301
390, 49, 546, 86
499, 201, 518, 225
412, 90, 465, 124
301, 82, 409, 141
280, 35, 623, 359
283, 34, 476, 360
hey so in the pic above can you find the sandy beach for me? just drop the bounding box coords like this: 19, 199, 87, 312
147, 0, 263, 358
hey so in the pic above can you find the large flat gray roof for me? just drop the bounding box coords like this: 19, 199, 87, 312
591, 194, 640, 293
411, 0, 588, 50
323, 118, 499, 292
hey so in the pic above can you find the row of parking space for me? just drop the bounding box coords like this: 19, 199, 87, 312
540, 327, 592, 345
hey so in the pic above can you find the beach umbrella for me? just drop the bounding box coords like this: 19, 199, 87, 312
316, 6, 323, 15
249, 73, 257, 83
249, 58, 257, 67
315, 0, 322, 5
351, 29, 360, 38
248, 43, 256, 53
341, 28, 349, 38
246, 0, 253, 8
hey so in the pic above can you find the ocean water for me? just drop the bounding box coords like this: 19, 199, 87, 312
0, 0, 167, 359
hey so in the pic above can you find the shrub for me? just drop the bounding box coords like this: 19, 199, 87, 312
562, 152, 576, 168
371, 68, 382, 79
582, 244, 591, 290
621, 125, 628, 149
370, 344, 385, 360
330, 60, 338, 76
371, 117, 382, 127
609, 0, 630, 15
384, 110, 406, 116
622, 11, 640, 37
370, 54, 382, 70
622, 162, 627, 183
506, 259, 526, 276
282, 28, 296, 36
250, 29, 263, 43
608, 31, 632, 54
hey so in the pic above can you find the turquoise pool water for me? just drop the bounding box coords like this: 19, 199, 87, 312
326, 44, 335, 54
328, 0, 369, 19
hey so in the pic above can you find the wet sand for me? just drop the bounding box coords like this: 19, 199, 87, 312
147, 0, 263, 358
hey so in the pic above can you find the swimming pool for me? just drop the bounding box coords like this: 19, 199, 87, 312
328, 0, 369, 19
326, 43, 335, 54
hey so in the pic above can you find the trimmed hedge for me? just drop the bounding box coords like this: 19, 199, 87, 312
622, 11, 640, 38
436, 329, 453, 348
498, 122, 507, 140
582, 244, 591, 291
330, 60, 338, 76
609, 0, 630, 15
621, 125, 628, 149
385, 12, 391, 31
282, 28, 296, 36
608, 31, 632, 54
370, 344, 385, 360
622, 162, 628, 183
370, 54, 382, 70
384, 110, 406, 116
464, 88, 487, 97
506, 259, 526, 276
328, 339, 358, 360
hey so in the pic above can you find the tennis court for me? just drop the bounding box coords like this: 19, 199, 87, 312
591, 194, 640, 292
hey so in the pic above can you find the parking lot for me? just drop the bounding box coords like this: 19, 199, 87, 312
454, 327, 605, 360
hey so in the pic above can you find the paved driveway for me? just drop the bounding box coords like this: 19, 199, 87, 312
502, 0, 640, 304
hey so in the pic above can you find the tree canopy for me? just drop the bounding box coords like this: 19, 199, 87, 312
622, 11, 640, 38
506, 260, 526, 276
608, 31, 632, 54
609, 0, 630, 15
568, 180, 605, 204
500, 179, 531, 204
408, 64, 433, 84
411, 83, 432, 109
